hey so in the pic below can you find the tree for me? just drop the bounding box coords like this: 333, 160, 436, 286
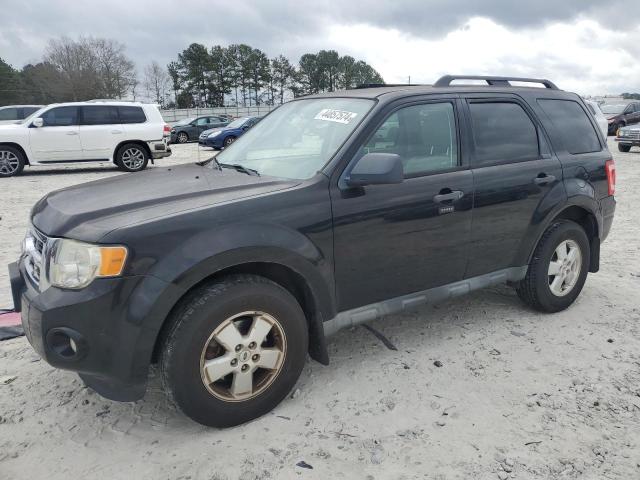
167, 61, 182, 106
92, 38, 136, 98
20, 62, 71, 104
0, 58, 23, 105
178, 43, 212, 106
144, 61, 170, 106
246, 48, 270, 106
208, 46, 233, 107
270, 55, 294, 104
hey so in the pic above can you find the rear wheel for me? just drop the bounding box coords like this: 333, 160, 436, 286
115, 143, 149, 172
0, 146, 25, 177
618, 143, 631, 153
161, 274, 308, 427
516, 220, 590, 313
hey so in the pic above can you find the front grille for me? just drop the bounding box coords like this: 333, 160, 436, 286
23, 228, 47, 288
625, 131, 640, 141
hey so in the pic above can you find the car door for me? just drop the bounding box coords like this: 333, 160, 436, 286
79, 105, 123, 160
462, 95, 564, 278
29, 106, 82, 162
195, 117, 212, 135
330, 98, 474, 311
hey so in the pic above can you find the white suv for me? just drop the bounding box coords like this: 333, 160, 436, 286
0, 101, 171, 177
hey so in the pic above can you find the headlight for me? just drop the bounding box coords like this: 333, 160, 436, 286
48, 239, 128, 289
208, 131, 222, 138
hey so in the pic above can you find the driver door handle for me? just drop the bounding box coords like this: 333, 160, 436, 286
433, 190, 464, 203
533, 174, 556, 185
66, 131, 78, 136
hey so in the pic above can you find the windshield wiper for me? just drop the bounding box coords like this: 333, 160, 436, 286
218, 162, 260, 176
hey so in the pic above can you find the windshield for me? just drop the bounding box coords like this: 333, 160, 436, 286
213, 98, 374, 179
21, 106, 48, 124
600, 104, 626, 115
226, 117, 250, 128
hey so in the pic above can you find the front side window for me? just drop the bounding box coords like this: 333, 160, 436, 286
363, 102, 458, 176
81, 106, 119, 125
41, 107, 78, 127
0, 108, 19, 121
469, 101, 539, 165
538, 99, 601, 154
213, 98, 373, 180
118, 106, 146, 124
196, 117, 210, 126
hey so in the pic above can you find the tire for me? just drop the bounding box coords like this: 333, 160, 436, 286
618, 143, 631, 153
0, 145, 26, 177
160, 274, 308, 427
223, 136, 236, 148
115, 143, 149, 172
516, 220, 590, 313
177, 132, 189, 144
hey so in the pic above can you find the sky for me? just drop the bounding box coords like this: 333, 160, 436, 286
1, 0, 639, 95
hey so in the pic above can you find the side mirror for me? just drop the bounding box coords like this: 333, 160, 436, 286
241, 125, 249, 131
32, 118, 44, 128
346, 153, 404, 187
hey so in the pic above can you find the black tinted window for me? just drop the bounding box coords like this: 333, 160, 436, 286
41, 107, 78, 126
469, 102, 539, 165
364, 102, 458, 176
118, 106, 146, 124
81, 106, 119, 125
0, 108, 19, 121
538, 99, 601, 154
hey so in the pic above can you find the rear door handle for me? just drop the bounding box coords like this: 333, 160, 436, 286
433, 190, 464, 203
111, 130, 123, 134
66, 131, 78, 136
533, 174, 556, 185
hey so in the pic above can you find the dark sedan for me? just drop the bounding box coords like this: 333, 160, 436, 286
602, 102, 640, 135
170, 115, 230, 143
199, 116, 261, 149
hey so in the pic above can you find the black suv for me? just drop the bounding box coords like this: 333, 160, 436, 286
9, 75, 616, 427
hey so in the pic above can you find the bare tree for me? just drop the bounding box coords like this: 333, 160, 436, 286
92, 38, 136, 99
144, 61, 170, 106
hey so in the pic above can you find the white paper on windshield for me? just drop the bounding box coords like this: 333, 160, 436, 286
314, 109, 358, 124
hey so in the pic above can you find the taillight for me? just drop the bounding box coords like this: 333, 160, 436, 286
163, 124, 171, 137
605, 159, 616, 196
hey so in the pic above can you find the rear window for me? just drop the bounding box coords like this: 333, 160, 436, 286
468, 101, 539, 165
118, 106, 146, 124
81, 106, 119, 125
538, 99, 601, 154
0, 108, 19, 121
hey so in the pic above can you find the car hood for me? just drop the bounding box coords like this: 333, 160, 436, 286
200, 127, 223, 137
32, 162, 299, 241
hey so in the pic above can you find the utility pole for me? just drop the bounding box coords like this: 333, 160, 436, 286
408, 75, 411, 84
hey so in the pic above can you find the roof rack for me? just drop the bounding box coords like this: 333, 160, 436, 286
434, 75, 559, 90
353, 83, 424, 89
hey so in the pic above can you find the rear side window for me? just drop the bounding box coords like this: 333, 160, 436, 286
538, 99, 601, 154
21, 107, 40, 118
469, 102, 539, 165
118, 106, 146, 124
41, 107, 78, 126
0, 108, 19, 121
81, 106, 119, 125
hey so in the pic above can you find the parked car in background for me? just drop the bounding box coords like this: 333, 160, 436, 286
614, 124, 640, 152
10, 75, 615, 427
0, 101, 171, 177
200, 116, 261, 149
170, 116, 230, 144
0, 105, 43, 125
585, 100, 608, 138
601, 102, 640, 135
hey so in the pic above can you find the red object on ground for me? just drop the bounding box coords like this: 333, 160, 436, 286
0, 312, 21, 327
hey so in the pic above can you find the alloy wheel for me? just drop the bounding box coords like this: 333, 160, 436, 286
121, 148, 145, 170
548, 239, 582, 297
178, 132, 188, 143
0, 150, 20, 175
200, 311, 286, 402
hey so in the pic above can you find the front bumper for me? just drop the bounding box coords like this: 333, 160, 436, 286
614, 137, 640, 146
9, 259, 181, 402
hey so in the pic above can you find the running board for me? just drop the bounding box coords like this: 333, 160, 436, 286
323, 266, 528, 337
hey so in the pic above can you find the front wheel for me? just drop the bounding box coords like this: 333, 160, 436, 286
160, 274, 308, 427
0, 146, 25, 177
223, 136, 236, 148
115, 143, 149, 172
516, 220, 590, 313
618, 143, 632, 153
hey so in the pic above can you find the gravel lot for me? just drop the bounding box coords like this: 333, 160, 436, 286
1, 140, 639, 480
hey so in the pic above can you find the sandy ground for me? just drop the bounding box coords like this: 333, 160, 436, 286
0, 140, 639, 480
